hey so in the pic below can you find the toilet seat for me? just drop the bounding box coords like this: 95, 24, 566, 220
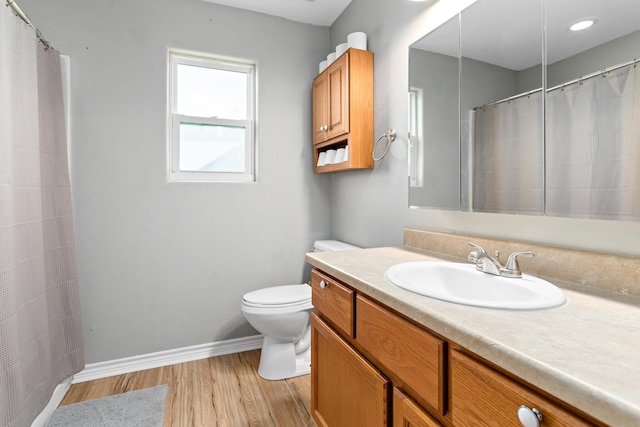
241, 284, 313, 314
242, 284, 311, 309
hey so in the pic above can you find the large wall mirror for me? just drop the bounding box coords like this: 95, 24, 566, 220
409, 0, 640, 220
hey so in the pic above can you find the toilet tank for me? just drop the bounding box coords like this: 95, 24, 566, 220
312, 240, 361, 252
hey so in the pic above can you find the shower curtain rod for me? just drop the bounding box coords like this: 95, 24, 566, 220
476, 58, 639, 110
5, 0, 51, 49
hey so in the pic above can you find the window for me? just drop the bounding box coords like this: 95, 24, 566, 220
168, 50, 256, 182
408, 88, 423, 188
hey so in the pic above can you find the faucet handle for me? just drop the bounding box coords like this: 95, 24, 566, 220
468, 242, 487, 253
467, 242, 487, 263
501, 251, 535, 278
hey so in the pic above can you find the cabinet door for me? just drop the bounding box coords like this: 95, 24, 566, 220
312, 73, 329, 144
393, 388, 442, 427
311, 313, 389, 427
451, 349, 596, 427
326, 53, 349, 140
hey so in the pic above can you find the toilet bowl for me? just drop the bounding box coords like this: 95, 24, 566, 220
241, 240, 361, 380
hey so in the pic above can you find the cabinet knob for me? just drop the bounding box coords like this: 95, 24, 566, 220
517, 405, 543, 427
320, 280, 329, 289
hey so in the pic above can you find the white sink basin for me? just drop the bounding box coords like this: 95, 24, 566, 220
385, 261, 566, 310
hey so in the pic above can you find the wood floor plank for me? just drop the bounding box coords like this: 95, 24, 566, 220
59, 350, 315, 426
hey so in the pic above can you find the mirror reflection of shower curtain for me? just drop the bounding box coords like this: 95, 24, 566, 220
546, 64, 640, 220
472, 93, 544, 214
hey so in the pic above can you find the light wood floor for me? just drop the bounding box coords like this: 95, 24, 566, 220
60, 350, 316, 427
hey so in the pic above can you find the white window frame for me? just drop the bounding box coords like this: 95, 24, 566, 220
167, 50, 256, 182
408, 87, 424, 188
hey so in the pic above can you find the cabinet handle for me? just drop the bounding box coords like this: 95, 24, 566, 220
320, 280, 329, 289
517, 405, 543, 427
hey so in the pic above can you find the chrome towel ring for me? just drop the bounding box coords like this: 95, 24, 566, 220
372, 129, 397, 161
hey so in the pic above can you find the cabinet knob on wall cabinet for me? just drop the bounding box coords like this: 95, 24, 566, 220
320, 280, 329, 289
517, 405, 543, 427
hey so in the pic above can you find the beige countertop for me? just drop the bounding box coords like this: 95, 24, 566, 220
306, 246, 640, 427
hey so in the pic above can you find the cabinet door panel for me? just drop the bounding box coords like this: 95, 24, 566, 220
451, 349, 595, 427
312, 73, 328, 144
356, 295, 446, 415
393, 388, 442, 427
311, 313, 388, 427
326, 53, 349, 140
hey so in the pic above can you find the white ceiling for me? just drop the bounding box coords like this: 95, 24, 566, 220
201, 0, 353, 26
414, 0, 640, 71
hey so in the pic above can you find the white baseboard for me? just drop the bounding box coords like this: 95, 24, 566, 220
31, 377, 72, 427
72, 335, 264, 384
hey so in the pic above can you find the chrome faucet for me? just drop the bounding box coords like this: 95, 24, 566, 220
467, 242, 534, 278
467, 242, 503, 275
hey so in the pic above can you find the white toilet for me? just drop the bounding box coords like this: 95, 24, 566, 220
240, 240, 361, 380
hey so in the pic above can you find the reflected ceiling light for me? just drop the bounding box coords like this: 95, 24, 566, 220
570, 18, 598, 31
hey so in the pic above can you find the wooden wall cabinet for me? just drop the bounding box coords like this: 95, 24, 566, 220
310, 268, 601, 427
312, 49, 373, 173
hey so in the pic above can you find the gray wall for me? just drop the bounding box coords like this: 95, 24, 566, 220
548, 30, 640, 87
19, 0, 640, 364
408, 49, 460, 209
19, 0, 331, 363
331, 0, 640, 257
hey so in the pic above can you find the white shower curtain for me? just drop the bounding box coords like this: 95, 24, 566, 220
0, 4, 84, 427
472, 92, 545, 214
546, 63, 640, 220
472, 62, 640, 219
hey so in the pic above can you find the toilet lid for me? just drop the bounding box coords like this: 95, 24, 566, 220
243, 284, 311, 306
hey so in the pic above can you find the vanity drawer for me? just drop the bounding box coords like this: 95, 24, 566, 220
393, 387, 443, 427
355, 295, 446, 416
450, 349, 596, 427
311, 269, 354, 338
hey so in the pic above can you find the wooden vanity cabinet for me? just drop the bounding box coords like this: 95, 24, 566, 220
450, 349, 597, 427
310, 268, 599, 427
312, 48, 373, 173
310, 269, 445, 426
310, 268, 387, 426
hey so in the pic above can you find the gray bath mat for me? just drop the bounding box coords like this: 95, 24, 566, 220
46, 384, 168, 427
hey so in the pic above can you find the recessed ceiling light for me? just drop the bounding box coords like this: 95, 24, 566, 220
570, 18, 598, 31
